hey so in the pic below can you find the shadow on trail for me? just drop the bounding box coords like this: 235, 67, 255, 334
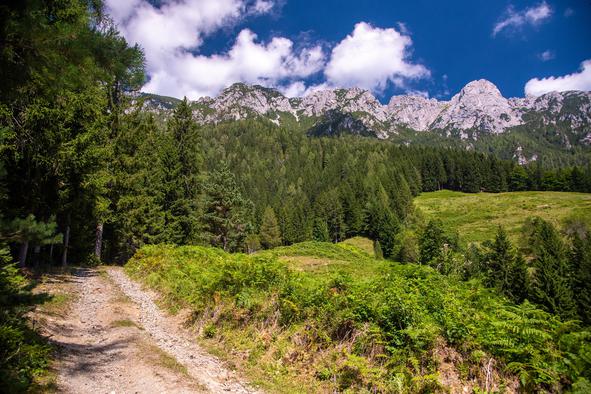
50, 337, 133, 376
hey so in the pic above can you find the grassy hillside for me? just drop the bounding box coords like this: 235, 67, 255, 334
125, 242, 590, 393
414, 190, 591, 244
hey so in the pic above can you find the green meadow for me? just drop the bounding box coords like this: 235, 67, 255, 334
414, 190, 591, 244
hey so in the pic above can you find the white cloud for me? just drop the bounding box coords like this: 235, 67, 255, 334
324, 22, 429, 93
525, 59, 591, 96
493, 2, 552, 37
252, 0, 274, 14
106, 3, 430, 99
106, 0, 325, 98
280, 81, 306, 97
142, 29, 325, 99
564, 8, 574, 17
538, 50, 555, 61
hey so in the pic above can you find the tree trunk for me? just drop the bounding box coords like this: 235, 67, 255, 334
49, 243, 54, 263
222, 234, 228, 252
18, 240, 29, 268
33, 245, 41, 269
94, 222, 103, 260
62, 223, 70, 267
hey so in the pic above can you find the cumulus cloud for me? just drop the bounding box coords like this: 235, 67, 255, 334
525, 59, 591, 96
324, 22, 429, 93
106, 0, 326, 98
493, 2, 552, 37
106, 2, 430, 98
538, 50, 555, 62
252, 0, 274, 14
143, 29, 325, 99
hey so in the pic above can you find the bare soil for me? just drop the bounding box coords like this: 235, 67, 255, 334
31, 267, 259, 394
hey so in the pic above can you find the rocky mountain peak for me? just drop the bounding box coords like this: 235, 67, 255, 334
432, 79, 521, 134
458, 79, 504, 98
141, 79, 591, 143
387, 95, 446, 132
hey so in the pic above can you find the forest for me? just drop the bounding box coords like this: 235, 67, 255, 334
1, 1, 590, 392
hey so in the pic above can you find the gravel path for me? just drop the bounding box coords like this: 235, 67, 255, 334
107, 267, 258, 393
33, 267, 259, 394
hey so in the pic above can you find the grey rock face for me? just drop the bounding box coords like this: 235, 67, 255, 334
141, 80, 591, 142
387, 95, 446, 131
431, 80, 522, 134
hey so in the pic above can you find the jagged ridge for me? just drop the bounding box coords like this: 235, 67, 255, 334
139, 80, 591, 145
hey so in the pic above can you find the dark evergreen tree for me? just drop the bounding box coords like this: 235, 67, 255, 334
509, 165, 529, 191
419, 220, 446, 265
482, 226, 526, 302
523, 218, 577, 319
570, 230, 591, 324
260, 206, 282, 249
202, 164, 252, 252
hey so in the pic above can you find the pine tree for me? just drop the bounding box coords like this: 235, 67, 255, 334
482, 226, 526, 302
523, 218, 577, 319
373, 240, 384, 260
419, 220, 446, 264
259, 206, 282, 249
202, 164, 252, 252
509, 165, 529, 191
570, 231, 591, 324
363, 184, 399, 257
312, 217, 330, 242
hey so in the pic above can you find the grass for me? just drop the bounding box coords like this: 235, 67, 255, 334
259, 240, 388, 281
111, 319, 142, 329
125, 242, 591, 393
137, 341, 191, 379
37, 293, 73, 317
340, 236, 376, 257
414, 190, 591, 244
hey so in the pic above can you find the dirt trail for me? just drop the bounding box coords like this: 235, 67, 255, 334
32, 267, 259, 394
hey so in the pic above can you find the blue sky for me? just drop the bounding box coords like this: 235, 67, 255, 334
106, 0, 591, 101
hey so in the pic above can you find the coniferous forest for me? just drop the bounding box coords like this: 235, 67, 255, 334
1, 1, 591, 392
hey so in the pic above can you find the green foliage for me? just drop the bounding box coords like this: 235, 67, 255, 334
570, 229, 591, 325
418, 219, 459, 272
126, 241, 590, 392
522, 217, 577, 320
259, 206, 282, 249
202, 164, 253, 252
415, 190, 591, 245
481, 226, 526, 302
0, 248, 51, 392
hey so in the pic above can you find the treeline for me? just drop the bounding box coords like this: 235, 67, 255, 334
5, 96, 591, 266
97, 103, 589, 263
411, 217, 591, 325
419, 149, 591, 193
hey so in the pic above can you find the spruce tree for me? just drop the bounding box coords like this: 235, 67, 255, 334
259, 206, 282, 249
509, 165, 529, 191
419, 220, 446, 264
312, 218, 330, 242
523, 218, 577, 319
202, 164, 252, 252
482, 226, 526, 302
570, 232, 591, 324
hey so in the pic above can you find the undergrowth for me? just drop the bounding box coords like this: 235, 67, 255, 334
126, 243, 591, 393
0, 248, 52, 392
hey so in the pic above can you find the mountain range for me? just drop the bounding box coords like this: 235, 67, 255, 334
139, 80, 591, 165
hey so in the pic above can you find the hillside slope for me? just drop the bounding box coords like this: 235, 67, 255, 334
415, 190, 591, 244
125, 242, 590, 393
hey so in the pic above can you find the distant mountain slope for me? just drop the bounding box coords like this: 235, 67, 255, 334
137, 81, 591, 165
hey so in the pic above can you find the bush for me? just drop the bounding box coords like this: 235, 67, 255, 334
0, 249, 51, 392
